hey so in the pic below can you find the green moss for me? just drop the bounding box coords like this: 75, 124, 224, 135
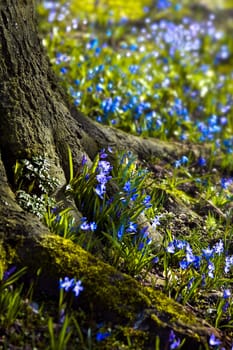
0, 241, 16, 275
0, 241, 6, 276
150, 314, 167, 328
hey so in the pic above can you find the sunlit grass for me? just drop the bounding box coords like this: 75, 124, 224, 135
70, 0, 153, 21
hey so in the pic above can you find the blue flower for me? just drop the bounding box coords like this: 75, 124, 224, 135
202, 247, 214, 260
96, 83, 104, 92
98, 160, 112, 174
87, 86, 93, 93
179, 259, 189, 270
3, 266, 17, 281
60, 277, 83, 297
73, 280, 84, 297
186, 244, 196, 264
89, 222, 97, 231
187, 277, 195, 290
80, 219, 90, 231
207, 261, 215, 278
175, 240, 187, 250
123, 181, 131, 193
169, 330, 176, 342
143, 195, 152, 208
117, 225, 124, 240
223, 289, 231, 299
197, 157, 206, 166
167, 242, 175, 253
170, 338, 180, 349
213, 240, 224, 255
95, 183, 106, 199
81, 155, 88, 166
209, 334, 221, 346
222, 301, 230, 312
130, 193, 138, 201
87, 37, 99, 50
180, 156, 188, 165
60, 277, 75, 291
138, 242, 144, 251
224, 255, 233, 273
129, 64, 139, 74
193, 255, 201, 269
96, 331, 111, 342
221, 177, 233, 190
201, 274, 206, 287
99, 149, 108, 159
151, 215, 161, 228
126, 222, 137, 233
174, 160, 181, 168
96, 173, 109, 184
169, 330, 181, 349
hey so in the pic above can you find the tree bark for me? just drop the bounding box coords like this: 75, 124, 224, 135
0, 1, 229, 348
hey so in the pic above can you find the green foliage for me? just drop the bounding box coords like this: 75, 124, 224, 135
16, 191, 56, 218
0, 267, 27, 329
14, 156, 58, 218
43, 207, 77, 240
14, 156, 59, 194
67, 149, 159, 276
47, 316, 72, 350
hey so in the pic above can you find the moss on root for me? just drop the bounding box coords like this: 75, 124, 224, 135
0, 241, 6, 274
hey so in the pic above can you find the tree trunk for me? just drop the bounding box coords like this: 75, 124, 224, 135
0, 1, 228, 348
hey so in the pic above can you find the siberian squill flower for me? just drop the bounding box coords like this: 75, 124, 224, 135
224, 255, 233, 274
213, 240, 224, 255
166, 241, 175, 253
209, 333, 221, 347
60, 277, 84, 297
96, 331, 111, 342
80, 218, 97, 231
117, 224, 124, 240
197, 156, 206, 166
169, 330, 181, 349
223, 289, 231, 299
151, 215, 161, 229
3, 266, 16, 281
73, 280, 84, 297
59, 277, 75, 291
202, 247, 214, 260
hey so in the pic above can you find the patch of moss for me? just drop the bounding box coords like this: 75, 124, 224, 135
0, 241, 16, 275
0, 241, 6, 275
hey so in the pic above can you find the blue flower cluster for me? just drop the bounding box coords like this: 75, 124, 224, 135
174, 155, 188, 168
169, 330, 180, 350
60, 277, 84, 297
44, 3, 233, 145
167, 239, 225, 279
94, 149, 112, 199
197, 115, 223, 142
80, 217, 97, 231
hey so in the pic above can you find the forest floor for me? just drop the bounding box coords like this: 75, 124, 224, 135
2, 0, 233, 349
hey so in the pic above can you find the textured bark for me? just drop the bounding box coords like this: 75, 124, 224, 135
0, 1, 229, 349
0, 0, 87, 186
